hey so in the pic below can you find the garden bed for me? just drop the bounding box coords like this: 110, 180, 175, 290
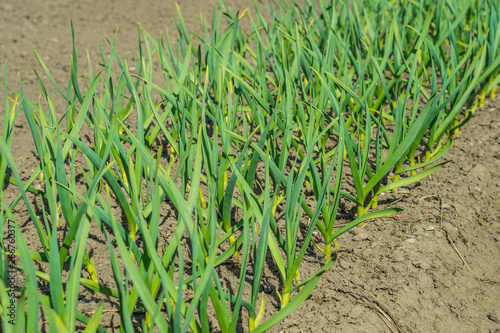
1, 0, 499, 332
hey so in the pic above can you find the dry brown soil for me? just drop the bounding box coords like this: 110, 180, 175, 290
1, 1, 499, 332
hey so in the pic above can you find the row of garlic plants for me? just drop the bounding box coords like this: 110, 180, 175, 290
0, 0, 498, 331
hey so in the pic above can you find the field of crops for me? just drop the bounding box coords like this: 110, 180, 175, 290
1, 0, 499, 331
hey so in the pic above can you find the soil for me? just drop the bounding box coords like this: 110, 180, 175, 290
1, 1, 499, 332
